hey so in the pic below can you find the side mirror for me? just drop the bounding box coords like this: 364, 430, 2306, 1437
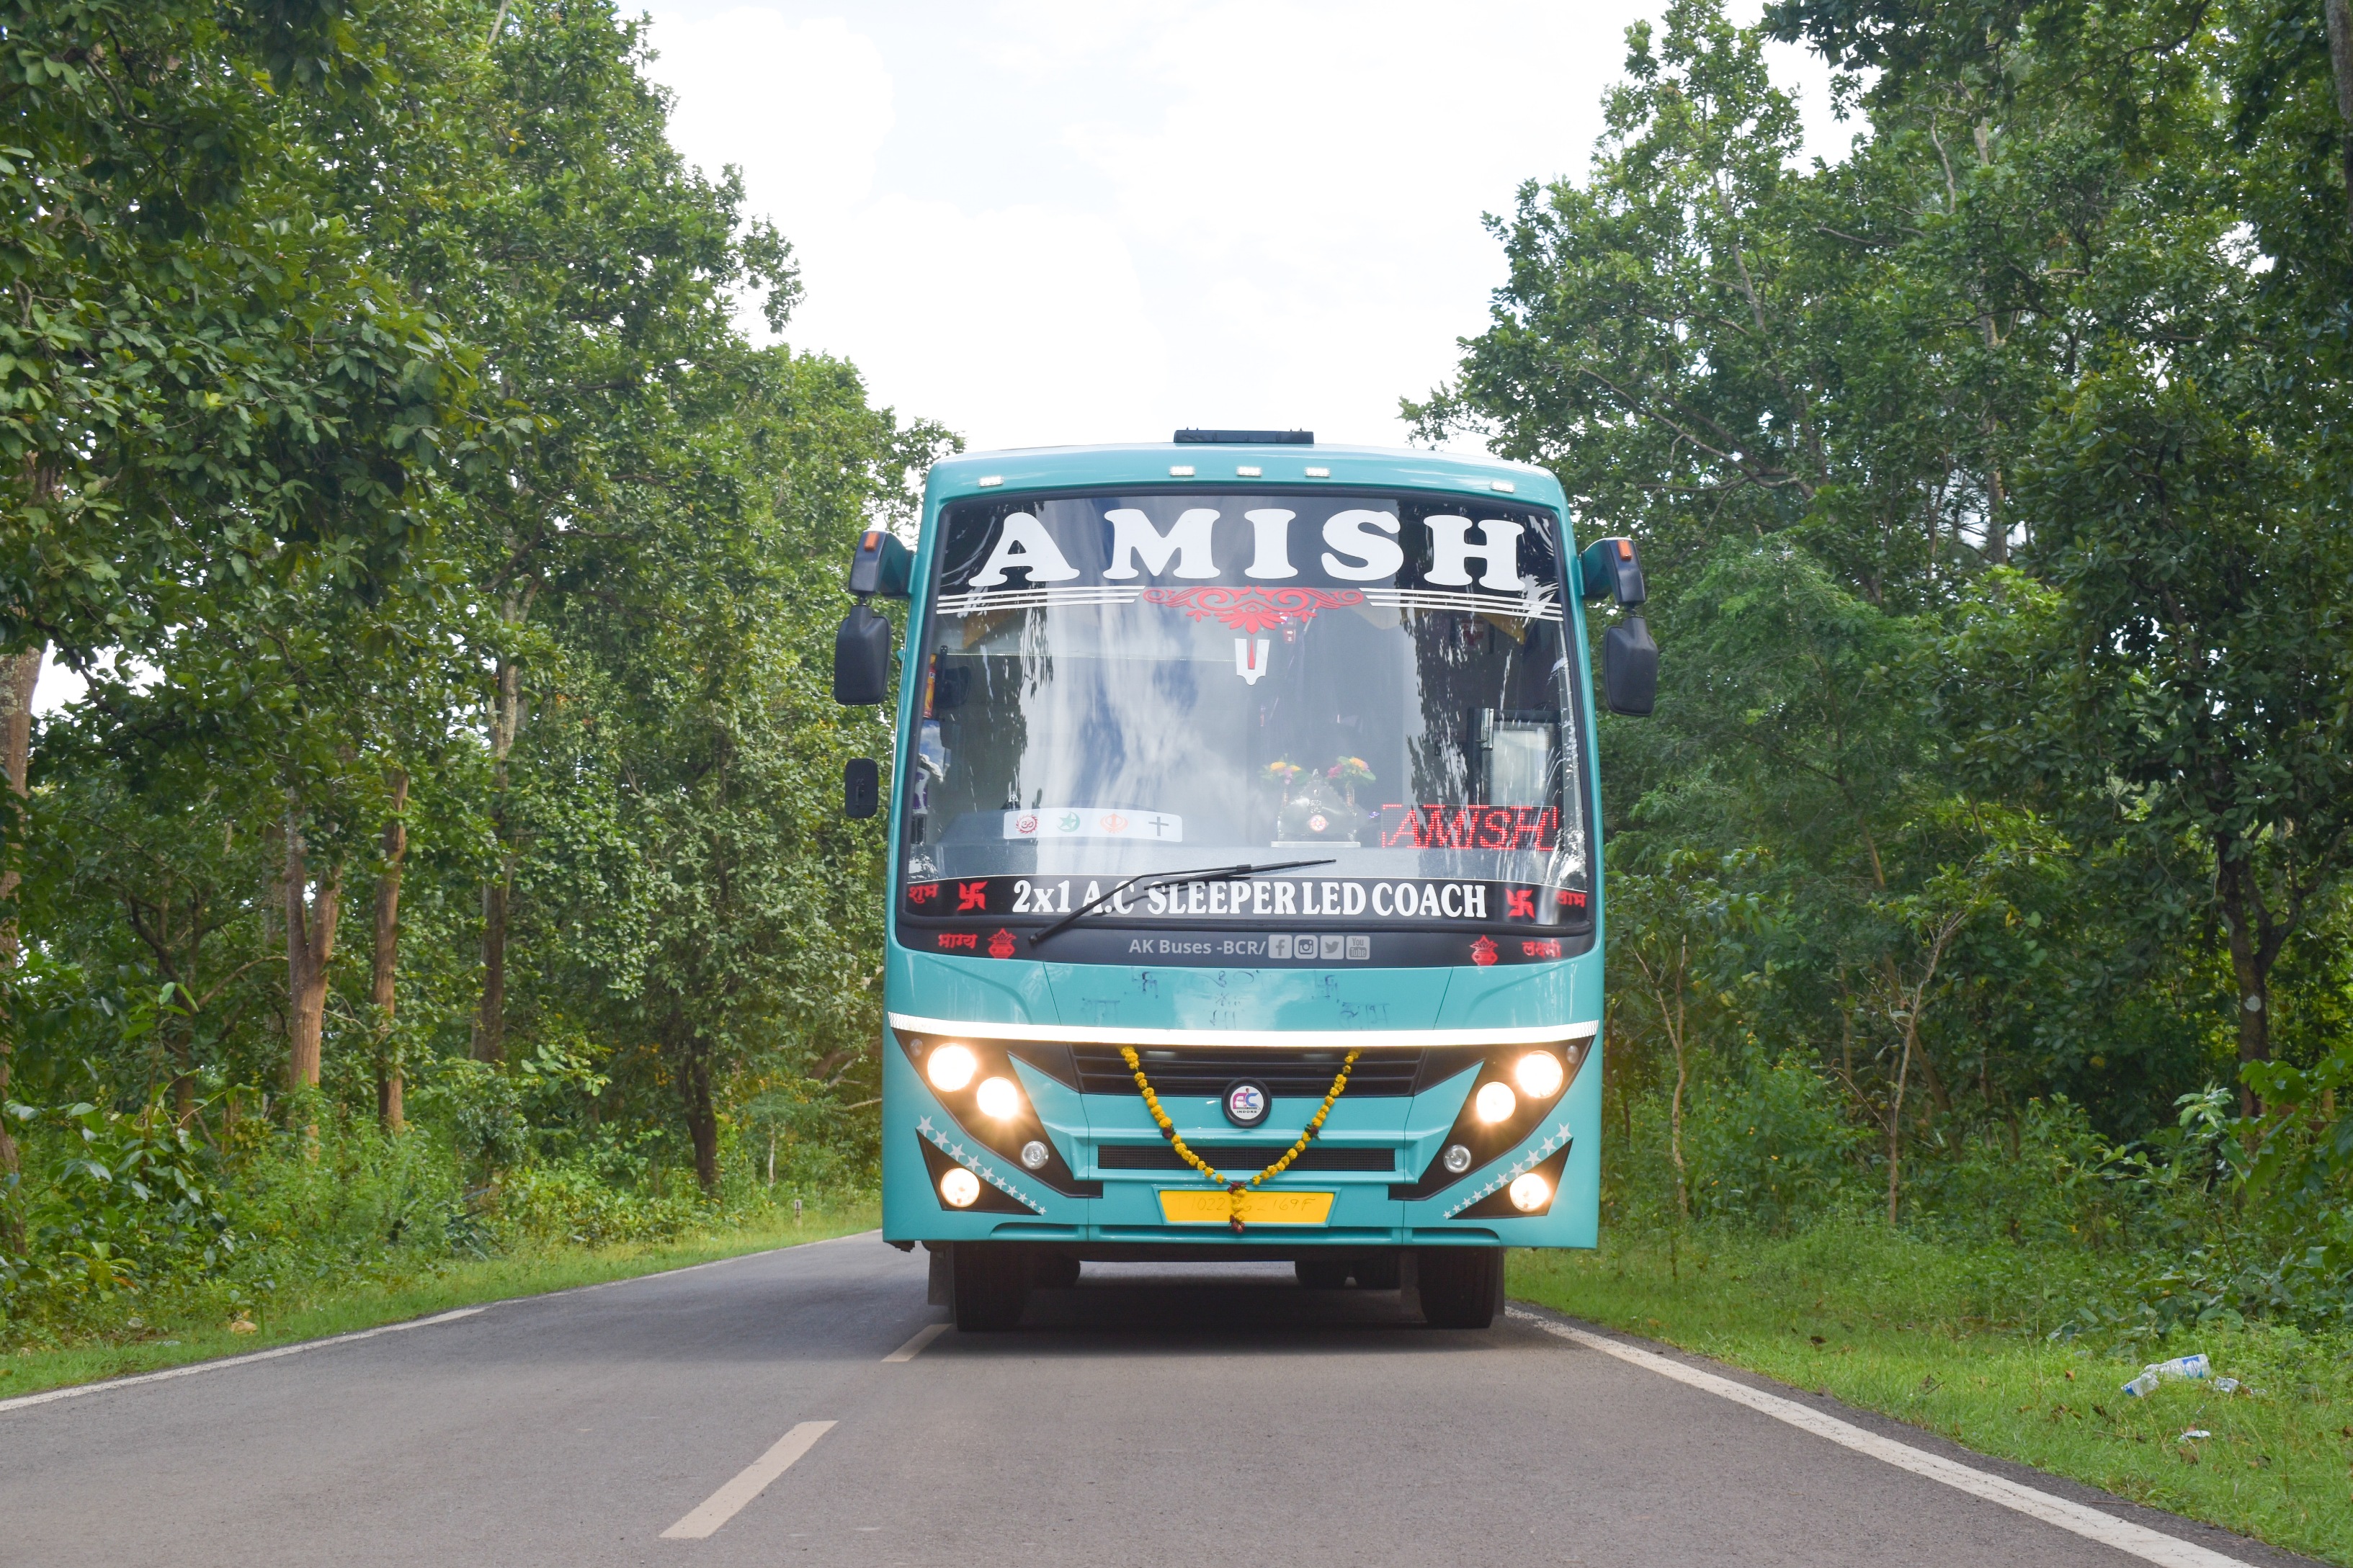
833, 604, 893, 705
1603, 617, 1658, 717
843, 758, 880, 818
1579, 537, 1646, 606
848, 529, 913, 599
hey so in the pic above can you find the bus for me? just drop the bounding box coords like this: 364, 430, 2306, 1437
832, 432, 1656, 1330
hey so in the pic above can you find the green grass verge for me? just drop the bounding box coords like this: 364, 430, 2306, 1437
1510, 1224, 2353, 1566
0, 1197, 879, 1402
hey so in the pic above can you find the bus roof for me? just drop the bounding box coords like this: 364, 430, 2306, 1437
923, 442, 1569, 516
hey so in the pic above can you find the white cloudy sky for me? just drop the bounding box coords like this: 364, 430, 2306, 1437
642, 1, 1844, 455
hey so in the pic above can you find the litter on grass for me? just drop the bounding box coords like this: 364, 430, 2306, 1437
2179, 1429, 2211, 1441
2122, 1353, 2211, 1398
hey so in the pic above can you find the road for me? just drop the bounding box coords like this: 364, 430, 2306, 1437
0, 1236, 2317, 1568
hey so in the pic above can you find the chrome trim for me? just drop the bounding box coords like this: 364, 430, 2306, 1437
886, 1013, 1599, 1049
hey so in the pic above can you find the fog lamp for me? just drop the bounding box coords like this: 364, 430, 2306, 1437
1514, 1051, 1565, 1098
1474, 1081, 1517, 1124
1508, 1172, 1550, 1212
975, 1075, 1022, 1119
1019, 1139, 1050, 1170
1441, 1143, 1473, 1174
939, 1167, 981, 1208
926, 1043, 978, 1092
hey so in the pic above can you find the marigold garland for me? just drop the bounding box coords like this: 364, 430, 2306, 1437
1119, 1045, 1360, 1233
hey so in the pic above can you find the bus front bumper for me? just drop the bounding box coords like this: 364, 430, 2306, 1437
879, 1026, 1600, 1250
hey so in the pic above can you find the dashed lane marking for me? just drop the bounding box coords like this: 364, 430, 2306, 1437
0, 1307, 488, 1417
660, 1421, 837, 1540
1509, 1307, 2255, 1568
882, 1322, 950, 1363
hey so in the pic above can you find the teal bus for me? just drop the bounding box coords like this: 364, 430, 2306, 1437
832, 432, 1655, 1330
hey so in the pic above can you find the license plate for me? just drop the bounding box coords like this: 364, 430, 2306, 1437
1157, 1189, 1334, 1225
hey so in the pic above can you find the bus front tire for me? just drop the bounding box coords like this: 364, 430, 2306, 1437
950, 1242, 1030, 1331
1416, 1247, 1504, 1329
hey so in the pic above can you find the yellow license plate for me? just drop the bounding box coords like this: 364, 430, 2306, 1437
1157, 1189, 1334, 1226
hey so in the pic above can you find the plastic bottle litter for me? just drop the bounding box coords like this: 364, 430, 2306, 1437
2212, 1377, 2240, 1394
2121, 1353, 2211, 1397
2179, 1429, 2210, 1441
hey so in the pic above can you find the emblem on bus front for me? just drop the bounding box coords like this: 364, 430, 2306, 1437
1223, 1080, 1271, 1128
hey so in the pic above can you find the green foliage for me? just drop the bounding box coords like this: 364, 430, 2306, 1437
1686, 1053, 1866, 1231
1426, 0, 2353, 1310
0, 0, 916, 1350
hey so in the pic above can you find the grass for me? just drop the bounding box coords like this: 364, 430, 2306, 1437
1509, 1222, 2353, 1565
0, 1196, 878, 1402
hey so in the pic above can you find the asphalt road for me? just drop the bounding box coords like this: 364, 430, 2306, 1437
0, 1236, 2319, 1568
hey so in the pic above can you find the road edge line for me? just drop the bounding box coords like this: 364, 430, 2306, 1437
0, 1307, 487, 1416
660, 1420, 837, 1539
1506, 1307, 2254, 1568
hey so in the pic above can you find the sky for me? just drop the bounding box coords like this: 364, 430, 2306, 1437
640, 0, 1846, 455
34, 1, 1844, 714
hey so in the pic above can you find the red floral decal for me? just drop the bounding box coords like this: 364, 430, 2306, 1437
986, 928, 1017, 959
1142, 586, 1365, 634
1470, 936, 1499, 967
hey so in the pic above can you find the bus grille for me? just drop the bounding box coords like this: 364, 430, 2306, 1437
1095, 1143, 1397, 1173
1071, 1047, 1426, 1098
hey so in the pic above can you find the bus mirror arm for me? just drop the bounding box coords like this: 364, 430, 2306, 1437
847, 529, 912, 598
1603, 617, 1658, 717
1578, 537, 1646, 607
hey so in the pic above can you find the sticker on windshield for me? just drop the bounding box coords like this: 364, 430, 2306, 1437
1004, 807, 1183, 842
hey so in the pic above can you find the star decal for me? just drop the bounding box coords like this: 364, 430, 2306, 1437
916, 1119, 1045, 1214
1439, 1129, 1576, 1219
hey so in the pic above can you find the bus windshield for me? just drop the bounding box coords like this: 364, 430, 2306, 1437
899, 490, 1591, 956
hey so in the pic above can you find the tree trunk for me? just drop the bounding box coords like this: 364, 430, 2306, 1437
0, 644, 40, 1248
284, 815, 343, 1093
1661, 940, 1691, 1220
669, 1015, 720, 1195
372, 769, 409, 1131
1886, 1019, 1912, 1227
473, 653, 521, 1062
2217, 856, 2276, 1117
2327, 0, 2353, 229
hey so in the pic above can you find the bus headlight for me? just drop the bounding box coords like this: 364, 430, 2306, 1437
926, 1043, 978, 1093
939, 1167, 981, 1208
975, 1075, 1022, 1119
1514, 1051, 1565, 1098
1508, 1172, 1550, 1212
1474, 1081, 1517, 1124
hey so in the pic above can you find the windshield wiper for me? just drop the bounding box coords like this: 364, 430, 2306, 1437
1030, 858, 1336, 944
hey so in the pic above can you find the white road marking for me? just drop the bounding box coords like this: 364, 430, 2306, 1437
882, 1322, 949, 1363
660, 1421, 837, 1540
0, 1307, 488, 1417
1509, 1308, 2255, 1568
